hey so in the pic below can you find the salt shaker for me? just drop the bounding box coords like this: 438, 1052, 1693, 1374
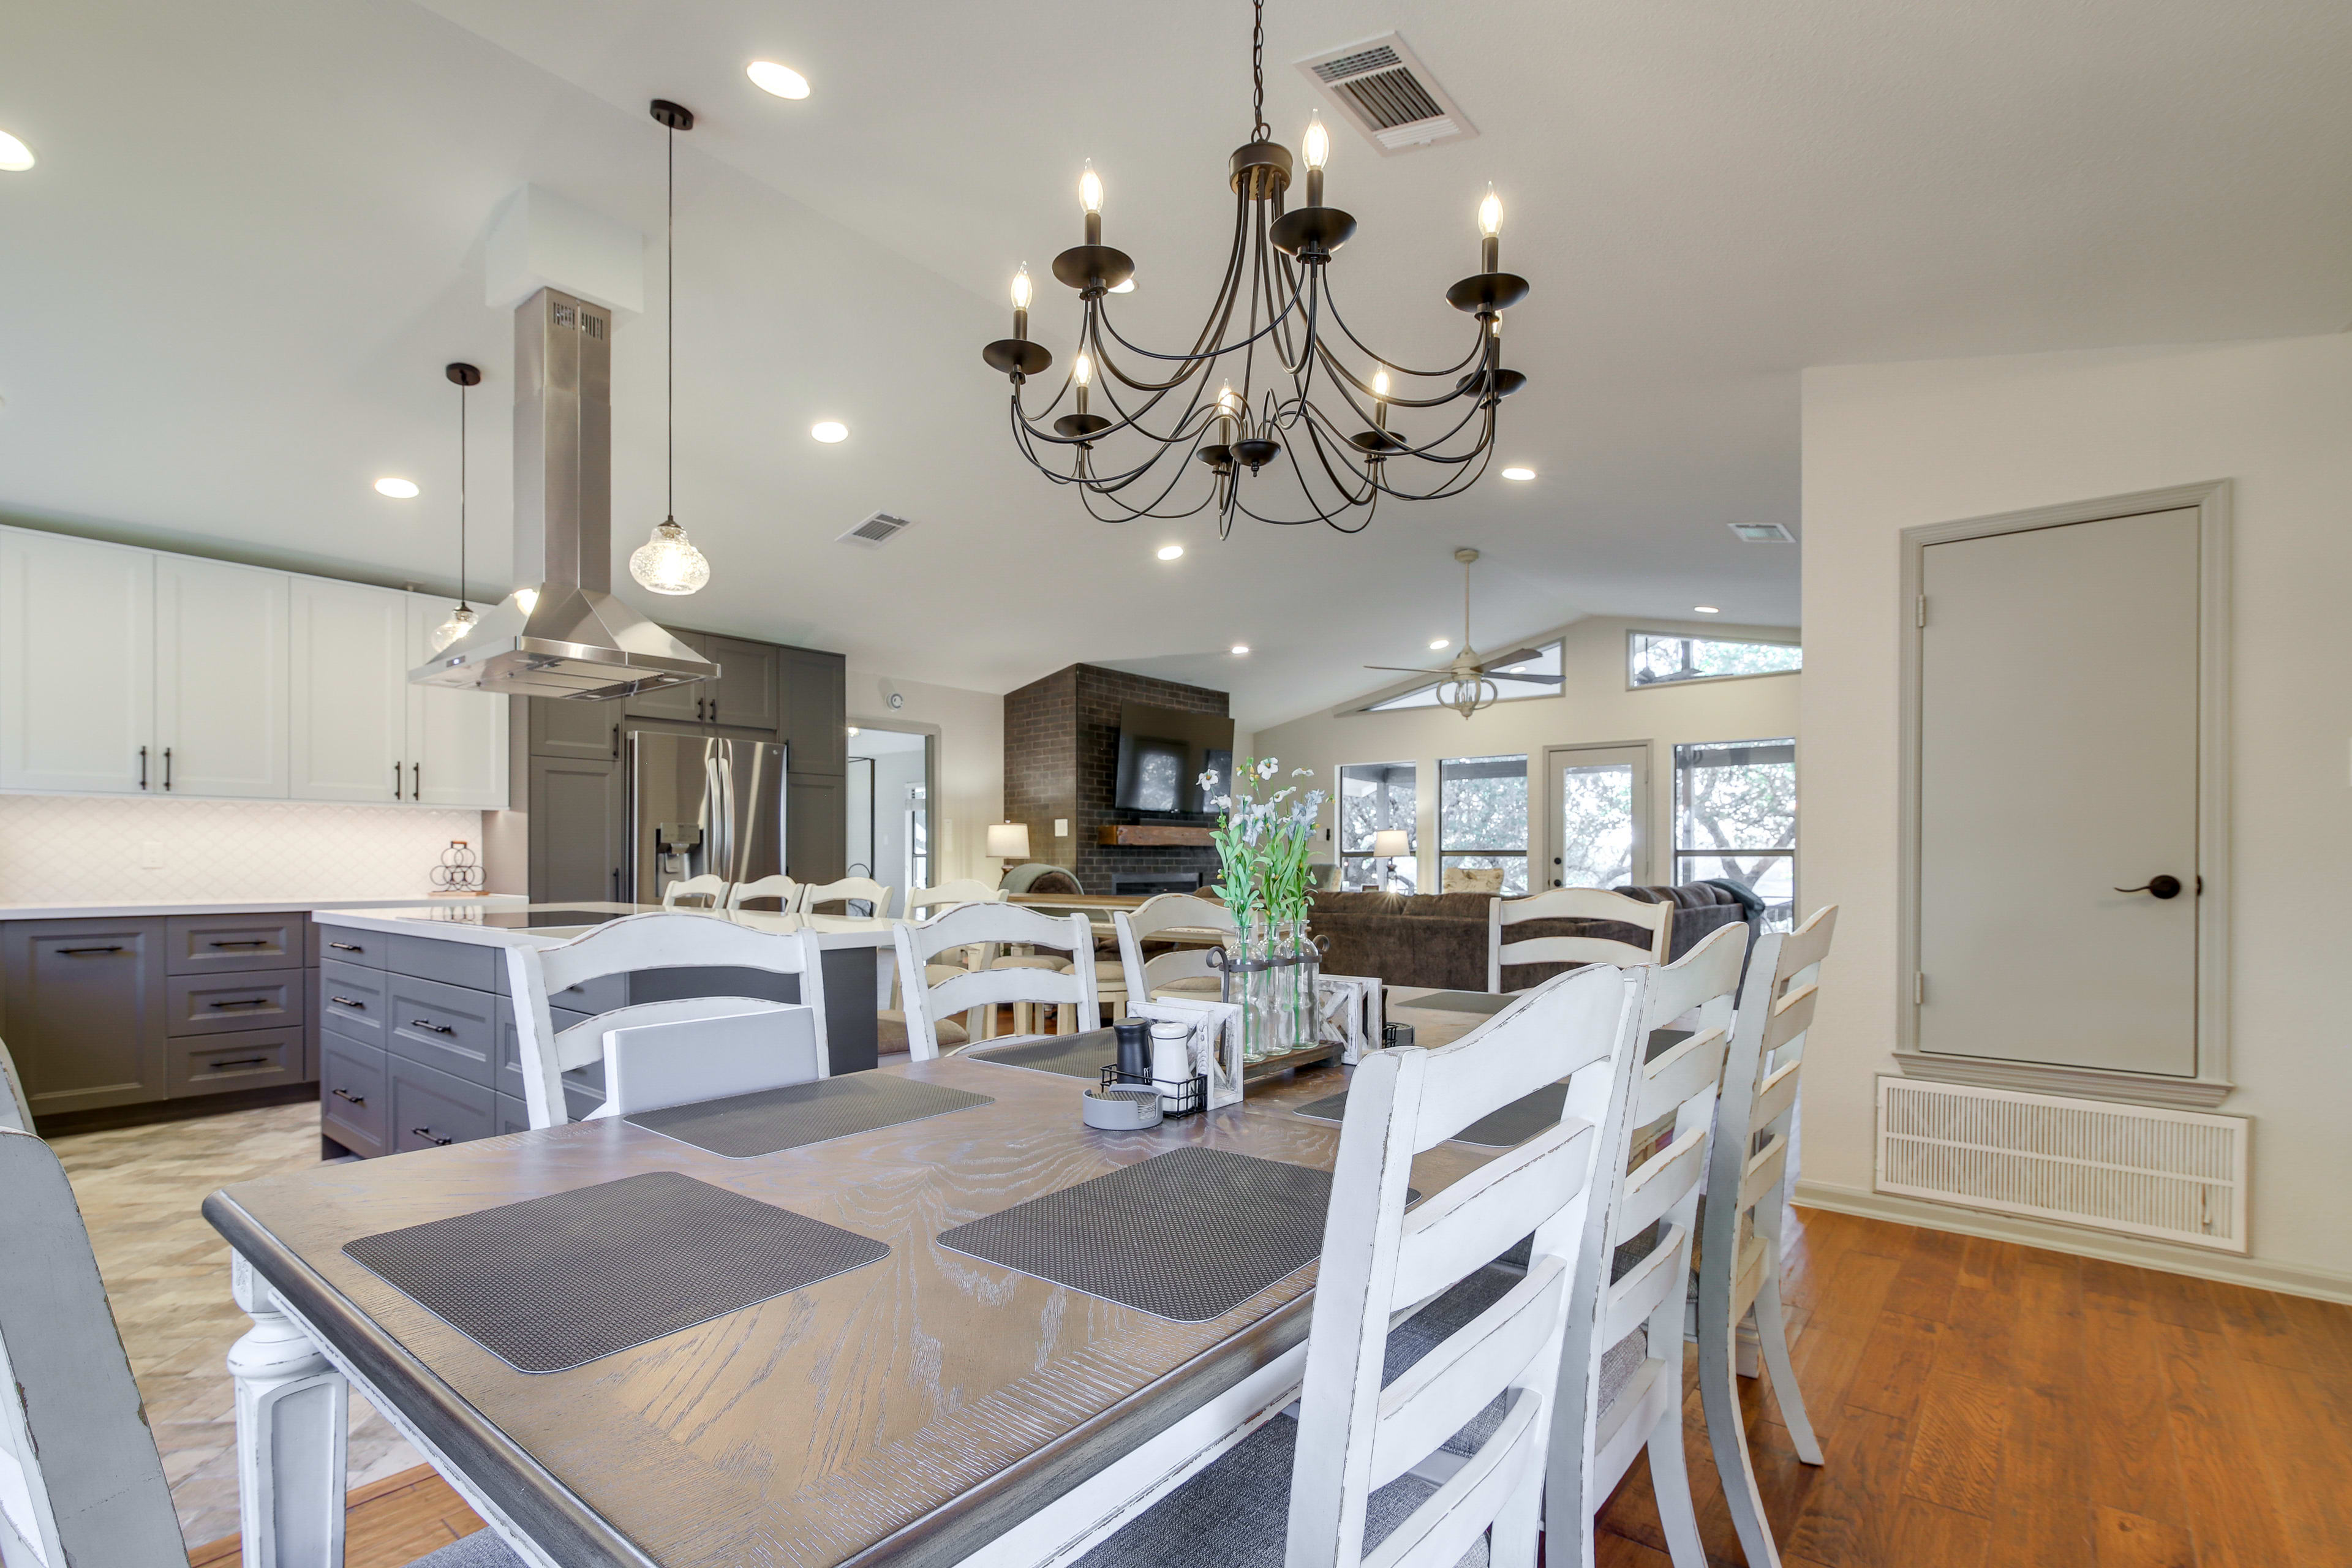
1149, 1020, 1193, 1110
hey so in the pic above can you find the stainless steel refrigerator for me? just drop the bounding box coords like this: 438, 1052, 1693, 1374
629, 732, 788, 903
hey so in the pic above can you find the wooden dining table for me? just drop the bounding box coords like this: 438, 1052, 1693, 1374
205, 1017, 1502, 1568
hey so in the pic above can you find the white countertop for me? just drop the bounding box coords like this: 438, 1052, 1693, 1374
313, 901, 908, 949
0, 895, 532, 922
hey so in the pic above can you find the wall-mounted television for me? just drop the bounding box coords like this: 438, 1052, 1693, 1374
1113, 703, 1235, 815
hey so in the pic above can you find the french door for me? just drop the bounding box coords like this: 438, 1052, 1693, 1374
1541, 743, 1651, 891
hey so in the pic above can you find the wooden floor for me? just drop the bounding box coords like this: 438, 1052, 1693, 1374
185, 1205, 2352, 1567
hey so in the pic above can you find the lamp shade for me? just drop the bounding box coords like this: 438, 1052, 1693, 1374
986, 822, 1032, 858
1372, 829, 1411, 858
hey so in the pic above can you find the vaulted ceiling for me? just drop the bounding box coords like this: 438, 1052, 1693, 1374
3, 0, 2348, 725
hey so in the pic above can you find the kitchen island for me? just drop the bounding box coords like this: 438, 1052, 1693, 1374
310, 901, 894, 1159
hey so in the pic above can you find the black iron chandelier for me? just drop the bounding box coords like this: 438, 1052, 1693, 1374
981, 0, 1528, 536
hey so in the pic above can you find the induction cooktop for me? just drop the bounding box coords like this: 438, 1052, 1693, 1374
473, 908, 632, 930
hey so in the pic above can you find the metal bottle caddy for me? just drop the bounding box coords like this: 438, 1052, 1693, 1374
1207, 930, 1340, 1071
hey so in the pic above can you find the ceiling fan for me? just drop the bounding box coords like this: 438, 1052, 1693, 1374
1365, 548, 1562, 718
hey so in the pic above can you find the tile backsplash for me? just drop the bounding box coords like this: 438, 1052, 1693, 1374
0, 795, 487, 904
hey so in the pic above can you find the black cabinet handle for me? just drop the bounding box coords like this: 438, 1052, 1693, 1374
611, 722, 619, 759
331, 1087, 366, 1105
208, 998, 272, 1010
393, 761, 403, 800
209, 939, 270, 949
210, 1055, 270, 1069
139, 745, 148, 790
59, 944, 124, 956
328, 941, 362, 952
328, 995, 367, 1009
408, 1019, 456, 1035
413, 761, 421, 797
410, 1128, 454, 1147
164, 746, 173, 791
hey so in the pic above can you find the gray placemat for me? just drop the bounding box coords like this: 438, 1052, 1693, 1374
967, 1028, 1118, 1079
344, 1170, 887, 1373
1394, 989, 1516, 1016
1295, 1084, 1570, 1149
625, 1076, 993, 1158
937, 1146, 1335, 1323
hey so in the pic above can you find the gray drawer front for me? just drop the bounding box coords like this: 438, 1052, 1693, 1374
386, 973, 498, 1087
494, 995, 593, 1099
167, 914, 303, 975
318, 960, 388, 1044
168, 1027, 306, 1098
166, 969, 304, 1036
315, 925, 385, 967
496, 1091, 532, 1137
320, 1035, 388, 1156
388, 1054, 495, 1152
386, 933, 500, 992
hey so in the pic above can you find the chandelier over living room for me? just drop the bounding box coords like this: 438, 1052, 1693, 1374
981, 0, 1529, 538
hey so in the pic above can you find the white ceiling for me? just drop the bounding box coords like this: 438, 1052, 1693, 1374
3, 0, 2348, 727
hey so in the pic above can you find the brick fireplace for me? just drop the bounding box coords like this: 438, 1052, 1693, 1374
1003, 664, 1229, 894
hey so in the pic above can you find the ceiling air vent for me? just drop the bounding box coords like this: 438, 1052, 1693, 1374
1295, 33, 1476, 156
838, 511, 915, 547
1728, 522, 1796, 544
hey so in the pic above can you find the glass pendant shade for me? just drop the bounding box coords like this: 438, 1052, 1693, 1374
630, 518, 710, 595
429, 603, 478, 652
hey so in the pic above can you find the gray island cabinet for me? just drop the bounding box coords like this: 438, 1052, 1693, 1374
312, 903, 881, 1159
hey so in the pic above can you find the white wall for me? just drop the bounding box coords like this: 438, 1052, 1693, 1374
0, 795, 483, 903
845, 667, 1003, 888
1801, 331, 2352, 1297
1250, 614, 1800, 889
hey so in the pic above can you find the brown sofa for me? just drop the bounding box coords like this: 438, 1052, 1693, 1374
1308, 883, 1756, 992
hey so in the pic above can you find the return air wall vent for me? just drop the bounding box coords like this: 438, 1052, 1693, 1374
1295, 34, 1476, 156
837, 511, 915, 547
1728, 522, 1796, 544
1875, 1077, 2247, 1253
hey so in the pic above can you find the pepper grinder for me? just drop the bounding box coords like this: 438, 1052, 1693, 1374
1113, 1018, 1152, 1086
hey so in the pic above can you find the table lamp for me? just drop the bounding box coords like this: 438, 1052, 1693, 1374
987, 821, 1031, 864
1372, 829, 1411, 892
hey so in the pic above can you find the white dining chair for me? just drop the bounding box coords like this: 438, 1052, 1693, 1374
504, 911, 831, 1129
724, 873, 801, 913
0, 1128, 521, 1568
903, 879, 1003, 919
1065, 960, 1650, 1568
799, 876, 892, 918
891, 902, 1097, 1061
1697, 905, 1838, 1568
0, 1036, 28, 1134
1113, 892, 1237, 1007
1487, 887, 1673, 993
660, 873, 732, 910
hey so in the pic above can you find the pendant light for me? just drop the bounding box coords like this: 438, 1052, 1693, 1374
630, 98, 711, 596
430, 361, 483, 652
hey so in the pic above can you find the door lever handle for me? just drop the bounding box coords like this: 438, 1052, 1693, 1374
2114, 875, 2184, 899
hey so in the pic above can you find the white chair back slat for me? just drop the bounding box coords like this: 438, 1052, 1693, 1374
1600, 1226, 1689, 1348
1697, 905, 1840, 1568
799, 876, 892, 917
892, 903, 1097, 1061
1114, 893, 1238, 1005
660, 872, 731, 909
1284, 962, 1647, 1568
1610, 1125, 1708, 1245
1487, 887, 1673, 992
1369, 1256, 1569, 1492
0, 1131, 189, 1568
1630, 1027, 1730, 1127
506, 911, 826, 1129
724, 873, 801, 912
903, 880, 1003, 919
551, 995, 815, 1076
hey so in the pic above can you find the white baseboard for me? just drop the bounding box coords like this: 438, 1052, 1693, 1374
1791, 1179, 2352, 1306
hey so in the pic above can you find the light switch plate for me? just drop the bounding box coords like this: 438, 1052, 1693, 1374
141, 840, 164, 870
1054, 818, 1069, 837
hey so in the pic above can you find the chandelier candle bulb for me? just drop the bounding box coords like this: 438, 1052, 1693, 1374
1079, 160, 1104, 247
1372, 368, 1390, 432
1479, 186, 1502, 273
1302, 114, 1329, 208
1011, 264, 1032, 340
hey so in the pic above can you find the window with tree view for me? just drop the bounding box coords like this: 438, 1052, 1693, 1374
1630, 633, 1802, 687
1337, 763, 1417, 891
1441, 754, 1529, 894
1673, 739, 1795, 930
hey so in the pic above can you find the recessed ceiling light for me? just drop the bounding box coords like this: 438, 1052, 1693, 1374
811, 420, 848, 443
0, 131, 32, 172
374, 477, 419, 499
1109, 277, 1136, 293
747, 61, 810, 99
1230, 644, 1250, 655
1693, 605, 1720, 614
1501, 466, 1535, 481
1156, 544, 1184, 561
1428, 638, 1450, 650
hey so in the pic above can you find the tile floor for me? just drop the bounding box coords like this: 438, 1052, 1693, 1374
49, 1101, 423, 1550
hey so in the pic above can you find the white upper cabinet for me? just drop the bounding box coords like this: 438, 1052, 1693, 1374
154, 556, 290, 799
405, 593, 509, 809
0, 530, 156, 794
290, 576, 410, 802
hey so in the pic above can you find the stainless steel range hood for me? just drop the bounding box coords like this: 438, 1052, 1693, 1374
409, 287, 718, 701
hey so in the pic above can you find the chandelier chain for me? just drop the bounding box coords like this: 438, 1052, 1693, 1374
1251, 0, 1268, 140
456, 379, 467, 606
665, 119, 675, 521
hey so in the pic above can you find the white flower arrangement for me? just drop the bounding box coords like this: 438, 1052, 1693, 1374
1206, 756, 1326, 925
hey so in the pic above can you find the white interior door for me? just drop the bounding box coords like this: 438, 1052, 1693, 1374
1915, 508, 2200, 1075
0, 530, 154, 794
155, 557, 288, 798
1542, 743, 1650, 890
289, 576, 407, 802
406, 594, 508, 807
